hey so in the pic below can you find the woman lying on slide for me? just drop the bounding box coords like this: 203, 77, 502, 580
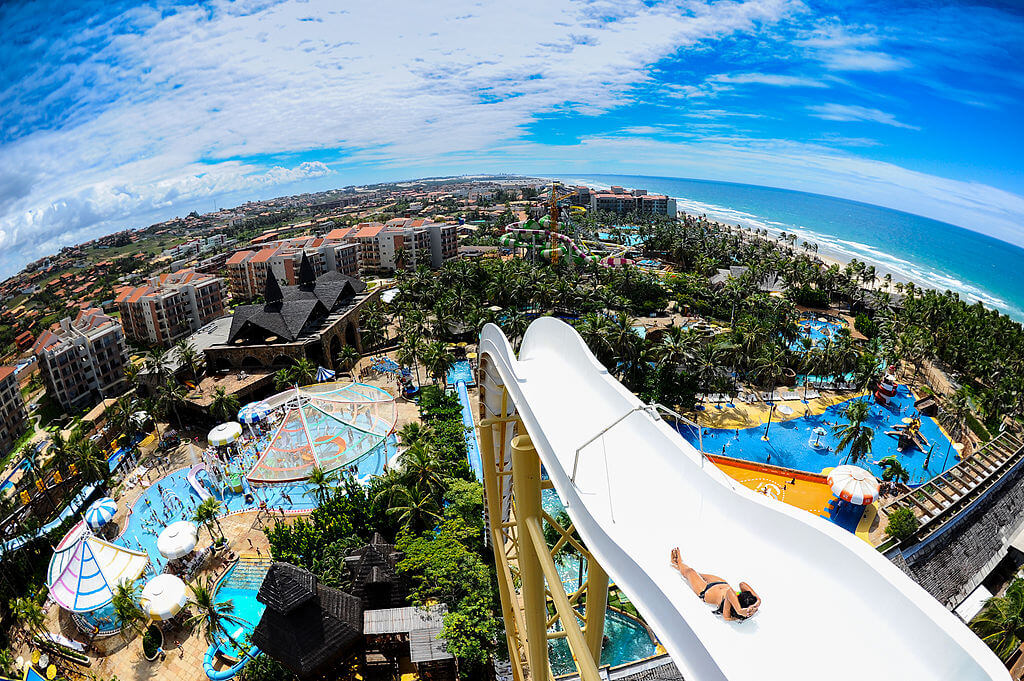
669, 547, 760, 621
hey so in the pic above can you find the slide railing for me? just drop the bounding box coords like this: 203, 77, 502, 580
477, 317, 1008, 681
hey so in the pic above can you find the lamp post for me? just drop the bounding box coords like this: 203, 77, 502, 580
941, 441, 964, 472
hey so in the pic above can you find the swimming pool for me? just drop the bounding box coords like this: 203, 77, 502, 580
682, 384, 954, 485
446, 360, 475, 386
213, 561, 269, 656
549, 609, 657, 676
790, 318, 846, 351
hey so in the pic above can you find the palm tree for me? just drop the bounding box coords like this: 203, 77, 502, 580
9, 596, 45, 635
193, 497, 225, 544
305, 466, 339, 506
111, 580, 146, 642
273, 368, 293, 391
971, 579, 1024, 662
336, 345, 361, 374
387, 484, 442, 534
397, 333, 424, 385
157, 380, 189, 429
291, 357, 316, 386
397, 422, 432, 448
185, 577, 247, 646
877, 456, 910, 484
420, 340, 456, 387
73, 436, 110, 484
399, 442, 445, 501
831, 400, 874, 465
175, 339, 205, 385
209, 387, 240, 423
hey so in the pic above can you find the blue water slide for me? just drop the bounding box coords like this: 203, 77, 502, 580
203, 643, 261, 680
455, 380, 482, 481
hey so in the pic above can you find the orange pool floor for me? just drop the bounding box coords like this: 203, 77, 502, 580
707, 455, 855, 523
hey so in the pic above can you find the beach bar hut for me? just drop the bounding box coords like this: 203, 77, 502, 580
47, 520, 149, 613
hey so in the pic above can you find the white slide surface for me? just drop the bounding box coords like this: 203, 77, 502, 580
478, 318, 1008, 681
188, 464, 213, 501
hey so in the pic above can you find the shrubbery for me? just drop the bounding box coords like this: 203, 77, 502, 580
885, 507, 919, 541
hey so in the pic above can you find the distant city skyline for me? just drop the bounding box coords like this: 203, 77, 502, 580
1, 0, 1023, 279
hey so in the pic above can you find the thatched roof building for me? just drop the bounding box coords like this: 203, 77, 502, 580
251, 562, 363, 678
345, 533, 405, 608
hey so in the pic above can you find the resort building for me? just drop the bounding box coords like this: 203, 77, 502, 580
115, 268, 228, 347
226, 238, 360, 299
326, 219, 459, 273
33, 308, 129, 411
589, 186, 677, 217
0, 365, 28, 457
205, 255, 378, 372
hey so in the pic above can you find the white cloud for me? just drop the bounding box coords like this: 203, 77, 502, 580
808, 103, 918, 129
798, 25, 910, 72
709, 72, 828, 88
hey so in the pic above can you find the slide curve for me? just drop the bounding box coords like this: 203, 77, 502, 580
204, 642, 260, 680
188, 464, 213, 501
478, 317, 1008, 681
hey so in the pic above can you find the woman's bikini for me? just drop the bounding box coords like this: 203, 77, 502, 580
698, 581, 748, 620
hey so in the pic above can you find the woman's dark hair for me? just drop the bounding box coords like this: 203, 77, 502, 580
737, 590, 757, 608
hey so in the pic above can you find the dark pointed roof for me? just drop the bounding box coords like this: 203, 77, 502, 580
298, 253, 316, 289
257, 562, 317, 613
344, 533, 404, 608
252, 563, 363, 678
264, 272, 284, 305
227, 271, 367, 344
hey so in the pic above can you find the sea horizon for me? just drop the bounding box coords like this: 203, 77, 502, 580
555, 173, 1024, 323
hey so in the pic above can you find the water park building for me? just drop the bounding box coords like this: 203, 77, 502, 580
115, 268, 228, 347
204, 257, 376, 372
589, 186, 677, 217
32, 308, 129, 411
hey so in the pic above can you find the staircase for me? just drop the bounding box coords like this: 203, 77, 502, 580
224, 556, 272, 590
883, 431, 1024, 543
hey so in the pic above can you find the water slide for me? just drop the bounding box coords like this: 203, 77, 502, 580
203, 642, 260, 680
455, 380, 483, 481
187, 464, 213, 501
478, 317, 1008, 681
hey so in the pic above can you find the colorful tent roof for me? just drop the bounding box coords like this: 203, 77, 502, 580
247, 383, 397, 484
47, 520, 149, 612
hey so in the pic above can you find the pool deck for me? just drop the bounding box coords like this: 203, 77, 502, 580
707, 455, 865, 535
693, 388, 863, 430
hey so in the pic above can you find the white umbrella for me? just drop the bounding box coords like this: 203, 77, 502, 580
208, 422, 242, 447
141, 574, 188, 621
827, 465, 879, 505
157, 521, 198, 560
85, 497, 117, 530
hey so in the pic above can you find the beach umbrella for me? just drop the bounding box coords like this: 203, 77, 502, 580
315, 366, 336, 383
85, 497, 117, 530
140, 574, 188, 622
208, 422, 242, 447
238, 401, 273, 425
827, 465, 879, 505
157, 521, 198, 560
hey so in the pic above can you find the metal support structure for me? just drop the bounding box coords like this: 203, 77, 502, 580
480, 369, 610, 681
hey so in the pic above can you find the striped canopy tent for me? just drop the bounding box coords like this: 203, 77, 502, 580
247, 382, 397, 484
238, 401, 273, 425
140, 574, 188, 622
85, 497, 117, 530
47, 520, 149, 613
208, 422, 243, 447
315, 366, 336, 383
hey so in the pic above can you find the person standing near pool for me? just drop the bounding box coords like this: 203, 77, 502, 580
669, 548, 760, 621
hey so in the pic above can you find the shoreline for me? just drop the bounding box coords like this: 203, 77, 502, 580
559, 177, 1017, 315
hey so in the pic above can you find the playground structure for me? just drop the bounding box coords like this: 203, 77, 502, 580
874, 372, 899, 405
888, 416, 932, 452
500, 216, 634, 268
477, 317, 1008, 681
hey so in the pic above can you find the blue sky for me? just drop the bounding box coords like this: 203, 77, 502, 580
1, 0, 1023, 278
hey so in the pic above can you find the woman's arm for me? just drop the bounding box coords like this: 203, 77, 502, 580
721, 592, 743, 621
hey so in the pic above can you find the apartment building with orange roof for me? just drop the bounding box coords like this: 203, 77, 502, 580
226, 239, 359, 300
33, 308, 128, 411
115, 268, 228, 347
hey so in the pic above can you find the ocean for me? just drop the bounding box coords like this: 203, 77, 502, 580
558, 174, 1024, 322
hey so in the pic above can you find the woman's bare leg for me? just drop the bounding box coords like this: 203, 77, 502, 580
669, 547, 707, 596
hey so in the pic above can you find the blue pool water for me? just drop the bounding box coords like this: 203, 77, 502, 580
455, 381, 482, 481
446, 360, 475, 386
549, 609, 658, 676
682, 384, 953, 485
632, 326, 647, 339
791, 318, 845, 351
214, 562, 269, 655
